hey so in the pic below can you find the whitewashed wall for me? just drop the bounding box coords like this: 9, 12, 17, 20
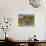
0, 0, 46, 40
